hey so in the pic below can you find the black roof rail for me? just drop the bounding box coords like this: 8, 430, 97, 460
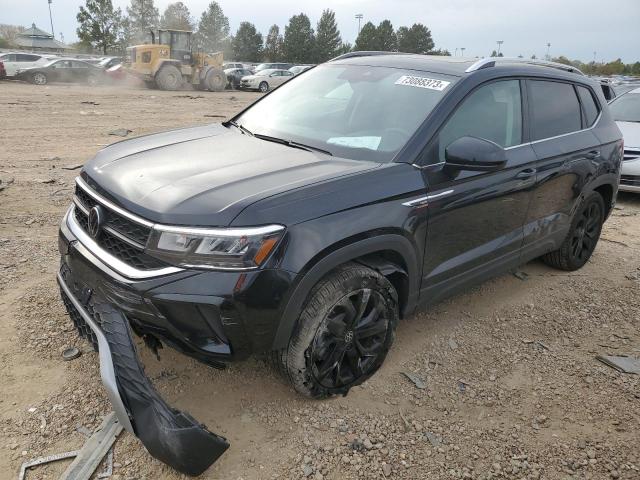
329, 51, 406, 62
465, 57, 585, 76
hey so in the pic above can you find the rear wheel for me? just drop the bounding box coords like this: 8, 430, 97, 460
259, 81, 269, 93
87, 74, 99, 87
542, 191, 605, 271
274, 263, 398, 399
31, 72, 47, 85
155, 65, 182, 91
204, 67, 225, 92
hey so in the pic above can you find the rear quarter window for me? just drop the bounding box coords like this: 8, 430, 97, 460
529, 80, 582, 140
577, 86, 600, 127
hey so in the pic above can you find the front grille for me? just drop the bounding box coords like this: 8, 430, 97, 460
623, 149, 640, 162
60, 288, 98, 351
74, 207, 166, 269
620, 174, 640, 187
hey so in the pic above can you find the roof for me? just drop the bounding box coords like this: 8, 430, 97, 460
330, 52, 585, 78
15, 23, 72, 50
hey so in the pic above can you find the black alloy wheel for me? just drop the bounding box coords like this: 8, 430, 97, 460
570, 200, 602, 263
310, 288, 389, 389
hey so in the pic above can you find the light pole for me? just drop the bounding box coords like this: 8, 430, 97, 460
455, 48, 459, 56
355, 14, 363, 35
48, 0, 55, 38
496, 40, 504, 56
461, 47, 466, 57
546, 42, 551, 60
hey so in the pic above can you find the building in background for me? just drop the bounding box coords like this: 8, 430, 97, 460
14, 24, 72, 53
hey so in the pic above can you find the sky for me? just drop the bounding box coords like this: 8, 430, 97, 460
1, 0, 639, 63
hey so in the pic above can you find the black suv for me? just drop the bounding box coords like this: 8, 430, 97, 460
57, 53, 623, 475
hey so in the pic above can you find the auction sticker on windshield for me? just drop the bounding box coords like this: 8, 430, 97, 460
395, 75, 451, 91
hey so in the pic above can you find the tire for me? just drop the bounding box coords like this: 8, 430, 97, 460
274, 262, 398, 399
542, 191, 605, 271
87, 74, 99, 87
203, 67, 225, 92
31, 72, 47, 85
259, 81, 269, 93
155, 65, 182, 91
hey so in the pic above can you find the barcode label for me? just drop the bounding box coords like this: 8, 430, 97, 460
395, 75, 450, 91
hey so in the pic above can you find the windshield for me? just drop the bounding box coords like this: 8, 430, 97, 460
610, 92, 640, 122
235, 64, 456, 162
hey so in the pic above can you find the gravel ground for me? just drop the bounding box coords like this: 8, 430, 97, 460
0, 81, 638, 480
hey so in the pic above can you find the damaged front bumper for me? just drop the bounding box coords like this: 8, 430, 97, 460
57, 272, 229, 476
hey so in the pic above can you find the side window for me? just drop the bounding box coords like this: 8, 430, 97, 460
436, 80, 522, 163
72, 61, 88, 68
529, 80, 582, 141
577, 86, 600, 127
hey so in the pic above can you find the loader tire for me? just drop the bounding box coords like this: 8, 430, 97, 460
204, 67, 226, 92
155, 65, 183, 91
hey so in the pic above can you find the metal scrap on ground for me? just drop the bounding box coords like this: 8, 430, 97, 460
18, 450, 80, 480
401, 371, 427, 389
108, 128, 132, 137
597, 355, 640, 374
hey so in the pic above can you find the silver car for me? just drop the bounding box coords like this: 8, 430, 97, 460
240, 69, 294, 92
610, 87, 640, 193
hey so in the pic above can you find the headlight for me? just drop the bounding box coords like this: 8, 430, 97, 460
146, 224, 285, 270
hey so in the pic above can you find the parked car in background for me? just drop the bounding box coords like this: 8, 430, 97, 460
609, 87, 640, 192
0, 52, 57, 77
289, 65, 313, 75
223, 62, 245, 70
16, 58, 104, 86
254, 62, 293, 73
224, 67, 254, 89
97, 57, 122, 70
240, 68, 294, 92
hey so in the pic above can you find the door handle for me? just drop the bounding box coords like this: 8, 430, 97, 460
516, 168, 536, 179
586, 150, 601, 160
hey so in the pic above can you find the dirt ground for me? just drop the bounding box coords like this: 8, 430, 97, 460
0, 81, 639, 480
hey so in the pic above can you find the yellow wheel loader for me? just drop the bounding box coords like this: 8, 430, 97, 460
126, 29, 226, 92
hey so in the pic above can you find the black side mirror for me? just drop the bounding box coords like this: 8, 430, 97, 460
445, 136, 507, 171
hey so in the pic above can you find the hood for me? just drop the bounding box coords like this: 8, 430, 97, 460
82, 124, 379, 226
616, 121, 640, 150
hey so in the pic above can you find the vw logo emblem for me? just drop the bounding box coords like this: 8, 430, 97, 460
87, 206, 104, 239
344, 330, 354, 344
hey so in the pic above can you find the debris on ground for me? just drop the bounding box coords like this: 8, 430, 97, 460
597, 355, 640, 374
513, 270, 529, 280
60, 412, 123, 480
62, 164, 84, 171
401, 371, 426, 389
204, 114, 226, 118
62, 347, 81, 361
18, 450, 80, 480
80, 101, 100, 105
108, 128, 132, 137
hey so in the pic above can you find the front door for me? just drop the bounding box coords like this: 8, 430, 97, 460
417, 79, 537, 304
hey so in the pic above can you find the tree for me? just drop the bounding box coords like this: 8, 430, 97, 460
397, 23, 434, 54
77, 0, 125, 54
376, 20, 397, 51
232, 22, 263, 62
126, 0, 159, 43
283, 13, 315, 63
263, 24, 283, 61
429, 48, 451, 56
195, 1, 230, 52
315, 9, 341, 62
354, 21, 377, 51
337, 42, 352, 55
0, 24, 25, 46
160, 2, 194, 31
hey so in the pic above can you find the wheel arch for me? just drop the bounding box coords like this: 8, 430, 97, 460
272, 234, 420, 350
584, 175, 618, 219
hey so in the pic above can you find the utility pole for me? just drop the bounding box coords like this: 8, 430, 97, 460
355, 14, 363, 35
546, 42, 551, 60
496, 40, 504, 56
455, 48, 459, 56
461, 47, 466, 57
48, 0, 55, 38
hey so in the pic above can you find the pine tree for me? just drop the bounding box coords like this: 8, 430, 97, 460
232, 22, 263, 62
77, 0, 125, 54
315, 9, 341, 62
354, 21, 377, 51
160, 2, 194, 31
263, 24, 283, 61
126, 0, 159, 43
283, 13, 315, 63
195, 1, 230, 52
376, 20, 397, 51
396, 23, 434, 54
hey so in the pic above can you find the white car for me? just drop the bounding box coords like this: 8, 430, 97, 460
609, 87, 640, 193
240, 69, 294, 92
0, 52, 57, 77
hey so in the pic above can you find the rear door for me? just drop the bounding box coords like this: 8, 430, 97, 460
520, 79, 603, 260
2, 54, 17, 76
419, 79, 537, 303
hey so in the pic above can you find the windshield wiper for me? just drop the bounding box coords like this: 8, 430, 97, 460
224, 120, 254, 136
253, 133, 333, 156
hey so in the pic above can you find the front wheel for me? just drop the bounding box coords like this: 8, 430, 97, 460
87, 74, 99, 87
274, 263, 398, 399
203, 67, 225, 92
542, 191, 605, 271
155, 65, 182, 91
258, 81, 269, 93
31, 72, 47, 85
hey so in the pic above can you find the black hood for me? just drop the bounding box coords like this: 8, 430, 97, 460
82, 124, 378, 226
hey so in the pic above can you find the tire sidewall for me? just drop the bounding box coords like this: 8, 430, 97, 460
32, 72, 47, 85
259, 81, 268, 92
564, 192, 605, 270
286, 265, 398, 398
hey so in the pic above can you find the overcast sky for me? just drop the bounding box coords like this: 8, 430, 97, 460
2, 0, 639, 62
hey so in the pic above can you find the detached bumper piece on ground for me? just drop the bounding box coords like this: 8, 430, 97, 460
57, 271, 229, 476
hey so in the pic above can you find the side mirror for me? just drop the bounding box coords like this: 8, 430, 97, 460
444, 136, 506, 171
